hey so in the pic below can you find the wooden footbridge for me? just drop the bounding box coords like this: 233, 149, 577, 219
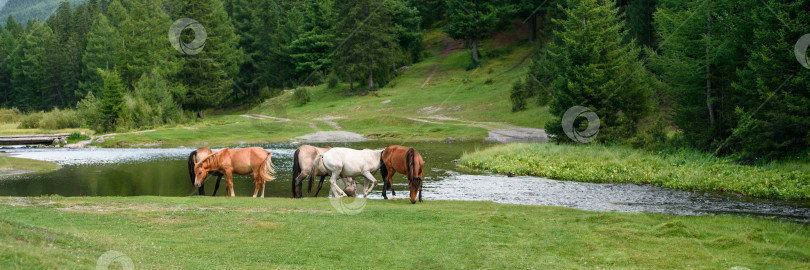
0, 133, 70, 145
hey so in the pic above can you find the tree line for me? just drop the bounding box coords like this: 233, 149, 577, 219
513, 0, 809, 162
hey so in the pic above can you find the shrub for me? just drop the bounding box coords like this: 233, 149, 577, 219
293, 87, 311, 105
39, 108, 80, 130
77, 92, 102, 131
17, 112, 44, 129
327, 73, 339, 89
17, 109, 80, 130
0, 108, 23, 123
510, 80, 529, 112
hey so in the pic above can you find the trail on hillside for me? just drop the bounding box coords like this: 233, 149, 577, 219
421, 37, 464, 89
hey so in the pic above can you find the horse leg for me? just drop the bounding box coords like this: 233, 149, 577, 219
261, 179, 266, 198
329, 172, 347, 197
314, 175, 326, 197
226, 171, 235, 197
360, 171, 378, 198
252, 178, 260, 198
419, 187, 423, 202
212, 174, 223, 196
388, 170, 397, 200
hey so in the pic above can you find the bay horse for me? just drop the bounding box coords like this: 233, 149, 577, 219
188, 147, 223, 196
309, 147, 384, 198
291, 145, 357, 198
380, 145, 425, 203
194, 147, 276, 197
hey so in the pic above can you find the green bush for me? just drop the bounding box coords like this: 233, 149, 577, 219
0, 108, 23, 123
77, 92, 102, 131
17, 112, 44, 129
293, 87, 311, 105
327, 73, 339, 89
17, 108, 80, 130
509, 80, 528, 112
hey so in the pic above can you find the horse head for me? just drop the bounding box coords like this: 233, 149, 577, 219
194, 149, 223, 187
407, 148, 424, 204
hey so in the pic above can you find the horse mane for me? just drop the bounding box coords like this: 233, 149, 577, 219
406, 147, 415, 185
198, 148, 224, 170
188, 150, 197, 186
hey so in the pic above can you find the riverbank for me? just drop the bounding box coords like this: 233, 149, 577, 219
458, 143, 810, 200
0, 196, 807, 268
0, 156, 60, 176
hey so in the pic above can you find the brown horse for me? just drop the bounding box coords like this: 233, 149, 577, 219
380, 145, 425, 203
194, 147, 275, 197
188, 147, 223, 196
291, 145, 356, 198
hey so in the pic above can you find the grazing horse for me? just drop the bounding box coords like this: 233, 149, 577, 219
291, 145, 357, 198
194, 147, 276, 197
309, 147, 384, 198
188, 147, 223, 196
380, 145, 425, 203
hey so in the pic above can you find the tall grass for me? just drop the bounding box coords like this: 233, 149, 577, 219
0, 108, 23, 123
16, 108, 80, 130
459, 143, 810, 200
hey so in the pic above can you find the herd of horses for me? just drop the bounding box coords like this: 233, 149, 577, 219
187, 145, 425, 203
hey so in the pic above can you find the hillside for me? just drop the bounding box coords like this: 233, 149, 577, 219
92, 30, 551, 147
0, 0, 85, 25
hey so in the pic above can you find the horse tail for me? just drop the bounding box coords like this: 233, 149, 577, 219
307, 154, 323, 195
406, 148, 416, 186
188, 150, 197, 186
379, 147, 389, 188
259, 152, 275, 181
291, 149, 301, 198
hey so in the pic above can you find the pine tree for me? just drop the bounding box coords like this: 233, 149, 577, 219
445, 0, 498, 63
10, 21, 55, 111
232, 0, 292, 96
80, 14, 122, 98
174, 0, 242, 115
544, 0, 654, 142
98, 69, 124, 132
335, 0, 397, 92
289, 0, 336, 82
119, 0, 179, 88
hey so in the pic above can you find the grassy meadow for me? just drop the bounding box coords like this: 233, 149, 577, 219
459, 143, 810, 200
0, 196, 808, 269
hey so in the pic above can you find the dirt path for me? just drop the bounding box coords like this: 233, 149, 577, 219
409, 114, 547, 143
240, 114, 290, 122
295, 131, 372, 143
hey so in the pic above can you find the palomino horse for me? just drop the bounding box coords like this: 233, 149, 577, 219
194, 147, 275, 197
291, 145, 357, 198
188, 147, 223, 196
309, 147, 384, 198
380, 145, 425, 203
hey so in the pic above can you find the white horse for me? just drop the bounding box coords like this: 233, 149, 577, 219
309, 147, 384, 198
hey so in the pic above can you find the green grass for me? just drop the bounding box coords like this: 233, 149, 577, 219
0, 156, 60, 175
75, 32, 550, 147
459, 143, 810, 200
0, 196, 807, 268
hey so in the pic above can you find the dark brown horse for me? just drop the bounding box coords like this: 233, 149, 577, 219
291, 145, 356, 198
194, 147, 275, 197
188, 147, 223, 196
380, 145, 425, 203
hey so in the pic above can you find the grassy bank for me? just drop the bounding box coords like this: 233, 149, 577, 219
459, 143, 810, 200
0, 196, 808, 268
0, 156, 60, 176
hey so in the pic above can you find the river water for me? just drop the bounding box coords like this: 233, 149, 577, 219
1, 141, 808, 222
